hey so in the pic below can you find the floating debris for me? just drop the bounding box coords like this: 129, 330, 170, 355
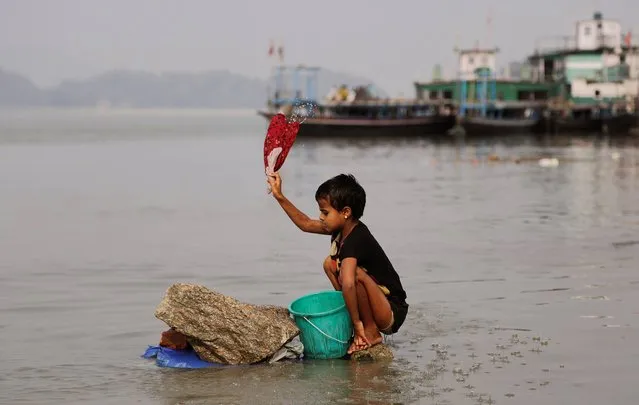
520, 287, 570, 293
493, 327, 532, 332
538, 158, 559, 167
580, 315, 613, 319
571, 295, 610, 301
612, 240, 639, 248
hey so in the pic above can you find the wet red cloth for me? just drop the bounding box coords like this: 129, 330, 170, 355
159, 328, 189, 350
263, 113, 300, 174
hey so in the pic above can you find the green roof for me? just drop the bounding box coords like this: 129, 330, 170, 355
528, 48, 614, 61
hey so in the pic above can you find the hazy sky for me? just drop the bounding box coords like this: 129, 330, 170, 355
1, 0, 636, 96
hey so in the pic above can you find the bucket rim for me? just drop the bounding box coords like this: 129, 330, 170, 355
288, 290, 346, 318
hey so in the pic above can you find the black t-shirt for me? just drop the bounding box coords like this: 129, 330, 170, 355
331, 222, 407, 302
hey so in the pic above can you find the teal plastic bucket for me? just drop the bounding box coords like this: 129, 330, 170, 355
288, 291, 353, 359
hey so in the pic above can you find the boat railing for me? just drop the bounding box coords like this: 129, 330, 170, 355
545, 97, 636, 112
309, 110, 444, 120
319, 99, 449, 107
533, 34, 621, 55
532, 36, 576, 55
466, 100, 547, 109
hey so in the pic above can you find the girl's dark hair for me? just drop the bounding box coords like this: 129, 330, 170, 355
315, 174, 366, 219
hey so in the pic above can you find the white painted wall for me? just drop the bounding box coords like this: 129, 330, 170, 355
571, 78, 638, 98
576, 19, 622, 50
626, 52, 639, 79
458, 51, 496, 80
603, 53, 621, 67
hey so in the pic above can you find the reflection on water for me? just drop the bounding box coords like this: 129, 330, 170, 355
137, 359, 415, 405
0, 109, 637, 405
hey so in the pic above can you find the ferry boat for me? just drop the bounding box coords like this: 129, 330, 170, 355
527, 11, 638, 134
257, 65, 455, 137
414, 12, 639, 135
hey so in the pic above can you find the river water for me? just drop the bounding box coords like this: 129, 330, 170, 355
1, 108, 638, 405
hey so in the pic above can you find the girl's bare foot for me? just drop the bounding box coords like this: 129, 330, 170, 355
365, 328, 383, 347
348, 326, 383, 355
348, 338, 369, 354
347, 332, 383, 354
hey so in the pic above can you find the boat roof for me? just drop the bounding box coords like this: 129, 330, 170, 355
319, 99, 444, 107
529, 45, 639, 60
413, 79, 555, 87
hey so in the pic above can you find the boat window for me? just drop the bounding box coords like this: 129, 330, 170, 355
534, 91, 548, 100
584, 26, 592, 36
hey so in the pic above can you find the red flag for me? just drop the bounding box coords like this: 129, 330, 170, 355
268, 40, 275, 57
264, 113, 299, 175
624, 31, 632, 47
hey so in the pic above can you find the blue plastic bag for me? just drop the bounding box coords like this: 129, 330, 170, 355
142, 345, 224, 369
142, 339, 304, 369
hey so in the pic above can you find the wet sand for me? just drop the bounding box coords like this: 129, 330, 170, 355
0, 109, 637, 404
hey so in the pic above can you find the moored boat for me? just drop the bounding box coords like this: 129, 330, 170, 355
458, 102, 545, 135
258, 65, 455, 137
544, 104, 638, 134
415, 12, 639, 136
257, 101, 455, 137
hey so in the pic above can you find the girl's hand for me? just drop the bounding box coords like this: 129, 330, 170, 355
266, 171, 283, 200
348, 320, 371, 354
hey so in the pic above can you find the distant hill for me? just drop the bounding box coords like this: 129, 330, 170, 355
0, 67, 383, 108
0, 68, 46, 106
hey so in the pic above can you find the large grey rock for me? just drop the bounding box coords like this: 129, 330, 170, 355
154, 283, 300, 365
